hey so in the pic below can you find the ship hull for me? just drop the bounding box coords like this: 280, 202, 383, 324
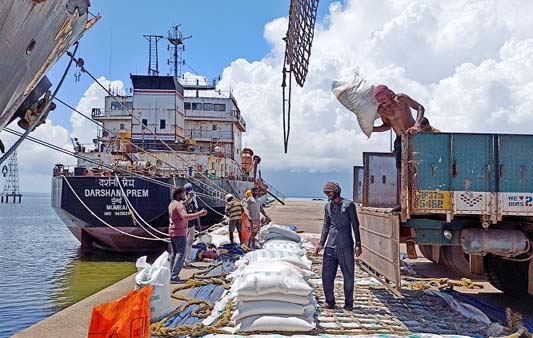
51, 175, 255, 253
0, 0, 90, 130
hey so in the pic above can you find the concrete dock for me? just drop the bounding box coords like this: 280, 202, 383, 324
12, 200, 325, 338
13, 200, 532, 337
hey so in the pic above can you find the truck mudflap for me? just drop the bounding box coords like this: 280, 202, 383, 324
358, 207, 401, 296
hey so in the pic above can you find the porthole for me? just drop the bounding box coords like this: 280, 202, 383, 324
26, 39, 36, 55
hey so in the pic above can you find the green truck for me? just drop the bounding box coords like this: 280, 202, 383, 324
355, 132, 532, 296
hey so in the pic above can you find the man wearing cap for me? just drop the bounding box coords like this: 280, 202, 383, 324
243, 187, 269, 249
183, 183, 200, 268
168, 186, 207, 283
315, 182, 362, 311
372, 85, 425, 169
225, 193, 244, 244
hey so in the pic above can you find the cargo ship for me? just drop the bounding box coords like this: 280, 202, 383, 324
51, 28, 277, 253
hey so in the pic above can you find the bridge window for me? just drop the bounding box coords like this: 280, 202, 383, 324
214, 103, 226, 111
110, 102, 122, 110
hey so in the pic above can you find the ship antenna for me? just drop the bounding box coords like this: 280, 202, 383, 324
166, 24, 191, 78
143, 34, 164, 75
108, 28, 113, 81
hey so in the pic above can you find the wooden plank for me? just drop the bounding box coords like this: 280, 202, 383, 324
358, 208, 401, 296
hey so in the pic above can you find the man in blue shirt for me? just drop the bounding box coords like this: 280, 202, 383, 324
315, 182, 362, 311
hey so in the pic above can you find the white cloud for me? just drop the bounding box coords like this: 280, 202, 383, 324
217, 0, 533, 177
71, 77, 125, 143
5, 0, 533, 195
0, 77, 125, 193
0, 121, 71, 193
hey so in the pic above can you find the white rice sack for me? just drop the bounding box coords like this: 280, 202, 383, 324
258, 224, 301, 243
235, 292, 314, 305
232, 300, 315, 321
210, 233, 231, 247
210, 225, 229, 236
331, 74, 379, 138
231, 271, 312, 296
243, 249, 312, 270
261, 240, 306, 256
235, 314, 315, 332
231, 260, 315, 280
134, 251, 172, 322
259, 232, 301, 243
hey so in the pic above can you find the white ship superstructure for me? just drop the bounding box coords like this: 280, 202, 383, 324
81, 75, 248, 181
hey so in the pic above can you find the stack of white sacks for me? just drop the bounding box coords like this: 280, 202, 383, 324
228, 224, 317, 332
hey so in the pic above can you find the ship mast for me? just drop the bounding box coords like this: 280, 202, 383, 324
143, 34, 164, 75
167, 25, 191, 79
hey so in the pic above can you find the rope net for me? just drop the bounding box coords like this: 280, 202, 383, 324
285, 0, 320, 87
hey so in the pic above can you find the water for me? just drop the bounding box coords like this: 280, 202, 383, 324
0, 193, 136, 338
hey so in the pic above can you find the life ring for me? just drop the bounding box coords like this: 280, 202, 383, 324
1, 165, 7, 177
103, 171, 111, 177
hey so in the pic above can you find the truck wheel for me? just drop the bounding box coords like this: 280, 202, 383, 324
418, 245, 435, 262
484, 254, 529, 295
442, 246, 483, 279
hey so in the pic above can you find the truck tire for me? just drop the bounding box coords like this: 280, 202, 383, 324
442, 246, 483, 279
483, 254, 529, 295
418, 245, 435, 262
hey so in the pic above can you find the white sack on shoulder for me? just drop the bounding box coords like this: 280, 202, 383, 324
331, 74, 379, 138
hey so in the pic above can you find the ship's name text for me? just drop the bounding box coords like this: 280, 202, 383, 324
97, 178, 135, 188
84, 189, 149, 198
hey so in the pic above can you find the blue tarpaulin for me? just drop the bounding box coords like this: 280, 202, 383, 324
450, 291, 533, 331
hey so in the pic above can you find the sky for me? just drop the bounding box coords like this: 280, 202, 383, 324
3, 0, 533, 198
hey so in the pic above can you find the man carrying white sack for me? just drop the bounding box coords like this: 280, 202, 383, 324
315, 182, 362, 311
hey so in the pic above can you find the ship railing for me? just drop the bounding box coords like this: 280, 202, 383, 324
259, 179, 286, 203
184, 109, 246, 129
185, 130, 233, 140
194, 180, 224, 201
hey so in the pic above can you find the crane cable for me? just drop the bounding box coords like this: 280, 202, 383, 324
62, 176, 169, 242
56, 96, 229, 200
4, 126, 233, 208
3, 128, 175, 188
64, 52, 237, 198
113, 173, 169, 239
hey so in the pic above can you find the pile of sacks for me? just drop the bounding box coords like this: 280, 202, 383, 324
199, 220, 242, 247
228, 224, 317, 332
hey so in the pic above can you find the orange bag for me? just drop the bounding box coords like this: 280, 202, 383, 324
241, 211, 250, 244
87, 285, 152, 338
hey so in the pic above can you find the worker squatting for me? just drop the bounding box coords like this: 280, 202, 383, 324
84, 188, 149, 198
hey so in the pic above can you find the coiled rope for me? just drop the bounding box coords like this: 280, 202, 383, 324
150, 269, 233, 337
